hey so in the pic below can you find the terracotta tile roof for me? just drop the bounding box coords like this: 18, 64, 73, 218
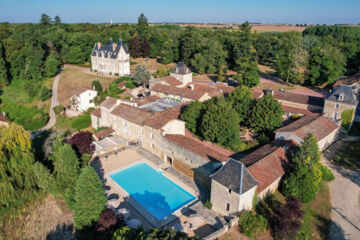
244, 140, 298, 193
281, 105, 314, 115
91, 108, 101, 118
273, 90, 324, 107
165, 130, 234, 163
136, 95, 161, 106
275, 114, 340, 141
110, 104, 153, 126
144, 105, 183, 129
252, 89, 264, 99
101, 97, 118, 109
94, 128, 115, 140
160, 76, 183, 87
333, 73, 360, 87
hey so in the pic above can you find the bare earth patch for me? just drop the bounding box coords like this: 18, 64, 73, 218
58, 65, 115, 107
131, 58, 176, 73
1, 195, 74, 240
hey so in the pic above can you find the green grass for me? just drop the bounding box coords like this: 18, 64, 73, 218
333, 141, 360, 170
0, 80, 32, 105
255, 185, 331, 240
341, 109, 354, 131
298, 183, 331, 240
55, 115, 72, 131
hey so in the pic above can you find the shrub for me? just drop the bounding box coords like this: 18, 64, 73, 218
53, 105, 64, 114
192, 73, 198, 76
125, 80, 136, 89
273, 197, 304, 240
238, 211, 267, 237
204, 200, 212, 209
39, 86, 52, 101
342, 109, 354, 131
94, 69, 97, 72
67, 131, 94, 154
114, 73, 119, 76
90, 69, 93, 72
0, 103, 49, 130
321, 165, 335, 181
70, 113, 91, 131
109, 72, 112, 75
91, 80, 103, 93
291, 114, 301, 120
96, 209, 122, 233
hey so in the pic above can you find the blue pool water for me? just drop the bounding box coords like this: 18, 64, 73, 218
110, 162, 196, 221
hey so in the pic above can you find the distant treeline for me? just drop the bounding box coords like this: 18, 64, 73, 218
0, 14, 359, 90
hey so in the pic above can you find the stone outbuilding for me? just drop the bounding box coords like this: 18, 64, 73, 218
323, 85, 357, 122
210, 159, 258, 215
275, 113, 340, 151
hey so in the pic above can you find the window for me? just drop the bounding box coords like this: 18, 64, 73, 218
151, 143, 155, 149
150, 132, 154, 140
338, 93, 345, 101
228, 188, 232, 194
333, 112, 338, 120
89, 100, 93, 103
167, 156, 173, 165
335, 103, 340, 109
226, 202, 230, 212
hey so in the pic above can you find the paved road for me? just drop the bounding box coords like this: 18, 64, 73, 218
322, 141, 360, 240
31, 70, 61, 138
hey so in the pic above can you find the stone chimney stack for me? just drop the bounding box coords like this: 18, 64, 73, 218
112, 42, 117, 51
97, 42, 101, 49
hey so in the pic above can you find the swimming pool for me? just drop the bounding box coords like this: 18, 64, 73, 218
110, 162, 196, 221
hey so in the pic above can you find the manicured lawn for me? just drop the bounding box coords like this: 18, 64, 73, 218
333, 141, 360, 170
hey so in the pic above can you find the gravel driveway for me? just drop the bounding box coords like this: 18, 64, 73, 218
322, 141, 360, 240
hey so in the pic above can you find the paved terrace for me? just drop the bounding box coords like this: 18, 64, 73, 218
91, 145, 225, 238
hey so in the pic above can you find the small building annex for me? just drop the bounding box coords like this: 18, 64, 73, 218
70, 87, 97, 112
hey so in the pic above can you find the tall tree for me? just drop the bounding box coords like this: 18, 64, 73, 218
232, 22, 260, 87
275, 31, 306, 84
226, 86, 253, 124
137, 13, 149, 40
129, 35, 142, 58
45, 50, 61, 77
306, 44, 346, 86
200, 97, 240, 148
179, 27, 201, 65
0, 41, 10, 87
0, 123, 37, 208
54, 15, 61, 24
73, 166, 106, 229
40, 13, 51, 25
281, 134, 323, 203
133, 64, 150, 86
247, 93, 283, 134
180, 101, 205, 134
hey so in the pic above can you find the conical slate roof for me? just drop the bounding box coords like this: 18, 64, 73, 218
171, 62, 192, 75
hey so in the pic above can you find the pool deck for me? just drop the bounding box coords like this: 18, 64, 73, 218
91, 146, 222, 237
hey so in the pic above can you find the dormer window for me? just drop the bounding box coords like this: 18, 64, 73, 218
338, 93, 344, 101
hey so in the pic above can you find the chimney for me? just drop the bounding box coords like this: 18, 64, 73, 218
97, 42, 101, 49
189, 84, 194, 90
113, 42, 117, 51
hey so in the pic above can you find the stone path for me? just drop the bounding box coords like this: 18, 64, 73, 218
322, 141, 360, 240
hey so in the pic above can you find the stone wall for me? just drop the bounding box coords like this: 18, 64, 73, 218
323, 100, 356, 121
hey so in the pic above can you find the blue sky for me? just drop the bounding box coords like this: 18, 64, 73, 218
1, 0, 360, 24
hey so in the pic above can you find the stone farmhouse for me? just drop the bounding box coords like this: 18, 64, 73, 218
89, 61, 358, 218
91, 40, 130, 76
70, 87, 97, 112
323, 85, 357, 122
150, 63, 234, 102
